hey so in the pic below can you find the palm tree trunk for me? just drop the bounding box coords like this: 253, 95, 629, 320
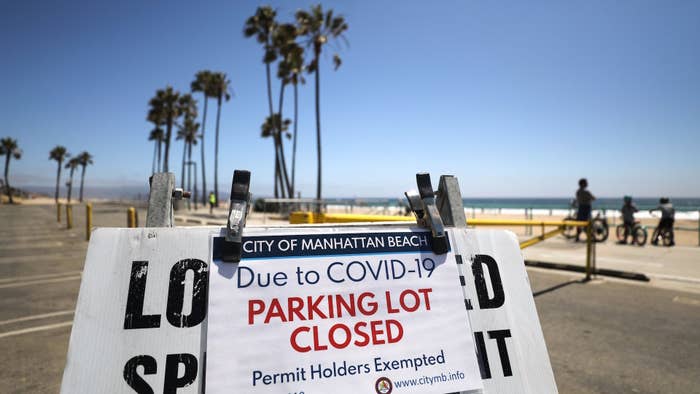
214, 96, 222, 207
274, 159, 280, 198
265, 57, 279, 199
291, 81, 299, 198
200, 98, 208, 205
4, 155, 12, 204
79, 165, 86, 203
187, 142, 197, 209
55, 161, 62, 203
157, 141, 162, 172
151, 141, 157, 174
181, 140, 186, 189
314, 53, 322, 204
265, 44, 274, 117
67, 168, 74, 203
187, 142, 192, 210
164, 119, 172, 172
276, 85, 292, 197
193, 162, 198, 210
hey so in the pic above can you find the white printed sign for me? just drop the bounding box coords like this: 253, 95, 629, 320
206, 229, 484, 394
61, 225, 557, 394
61, 227, 214, 393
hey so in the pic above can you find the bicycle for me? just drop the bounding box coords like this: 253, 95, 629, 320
615, 220, 647, 246
649, 211, 674, 246
562, 201, 608, 242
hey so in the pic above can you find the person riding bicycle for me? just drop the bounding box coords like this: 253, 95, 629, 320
650, 197, 675, 246
575, 178, 595, 242
619, 195, 639, 244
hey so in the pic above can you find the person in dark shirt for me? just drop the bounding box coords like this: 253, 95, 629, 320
650, 197, 675, 246
619, 195, 639, 244
575, 178, 595, 242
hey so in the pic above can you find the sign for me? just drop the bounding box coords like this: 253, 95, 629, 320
450, 230, 558, 393
206, 229, 484, 394
61, 225, 557, 393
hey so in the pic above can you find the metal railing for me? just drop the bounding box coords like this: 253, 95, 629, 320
289, 211, 596, 279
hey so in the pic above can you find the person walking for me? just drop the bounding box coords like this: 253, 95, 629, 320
575, 178, 595, 242
208, 191, 216, 215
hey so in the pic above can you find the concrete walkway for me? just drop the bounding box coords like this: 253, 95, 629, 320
523, 237, 700, 293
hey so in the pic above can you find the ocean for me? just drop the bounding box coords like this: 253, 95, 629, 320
328, 197, 700, 212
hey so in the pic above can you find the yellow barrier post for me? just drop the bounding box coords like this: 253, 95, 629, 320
127, 207, 136, 228
585, 222, 593, 280
540, 222, 545, 240
86, 203, 92, 241
66, 204, 73, 229
57, 202, 61, 223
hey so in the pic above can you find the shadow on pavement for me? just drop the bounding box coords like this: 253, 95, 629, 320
533, 278, 587, 297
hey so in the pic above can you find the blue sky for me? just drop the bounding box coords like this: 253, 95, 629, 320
2, 0, 699, 198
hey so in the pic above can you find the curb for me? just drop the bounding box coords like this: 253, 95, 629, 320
524, 260, 650, 282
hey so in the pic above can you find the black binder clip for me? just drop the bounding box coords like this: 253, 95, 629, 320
405, 173, 448, 254
221, 170, 252, 262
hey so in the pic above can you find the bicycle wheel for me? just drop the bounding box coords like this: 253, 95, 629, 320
615, 225, 626, 242
562, 216, 576, 239
633, 226, 647, 246
592, 219, 609, 242
651, 227, 660, 245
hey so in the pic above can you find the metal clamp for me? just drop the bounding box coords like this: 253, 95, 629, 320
221, 170, 252, 262
405, 173, 448, 254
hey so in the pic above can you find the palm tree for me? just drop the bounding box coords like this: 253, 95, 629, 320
261, 113, 291, 197
177, 94, 198, 190
148, 86, 181, 172
49, 146, 69, 203
208, 72, 231, 207
244, 6, 278, 120
177, 119, 200, 210
65, 157, 80, 203
76, 152, 93, 203
270, 23, 303, 198
147, 127, 164, 174
1, 138, 22, 204
147, 105, 165, 173
245, 6, 285, 197
191, 70, 212, 205
275, 25, 305, 198
296, 5, 348, 202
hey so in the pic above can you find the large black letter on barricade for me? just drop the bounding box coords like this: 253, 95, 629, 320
163, 353, 198, 393
124, 355, 157, 393
474, 331, 491, 379
124, 261, 161, 329
472, 254, 505, 309
166, 259, 208, 328
473, 329, 514, 379
489, 329, 513, 377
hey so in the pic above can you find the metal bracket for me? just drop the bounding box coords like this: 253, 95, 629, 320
146, 173, 175, 227
221, 170, 252, 262
405, 173, 449, 254
436, 175, 467, 228
146, 173, 192, 228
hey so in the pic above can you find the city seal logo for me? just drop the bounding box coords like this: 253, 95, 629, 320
375, 377, 393, 394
